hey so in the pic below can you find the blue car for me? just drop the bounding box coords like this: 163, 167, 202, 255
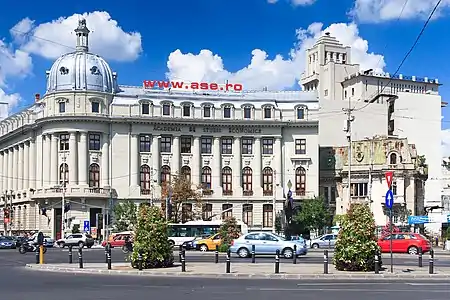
0, 237, 16, 249
230, 232, 308, 259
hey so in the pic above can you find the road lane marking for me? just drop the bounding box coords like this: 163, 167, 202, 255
246, 287, 450, 293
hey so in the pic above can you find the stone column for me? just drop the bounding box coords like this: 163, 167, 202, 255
1, 151, 7, 193
212, 137, 221, 193
78, 132, 88, 186
13, 146, 18, 191
101, 133, 110, 187
233, 137, 242, 194
0, 152, 4, 194
7, 149, 13, 191
23, 142, 29, 190
35, 135, 43, 189
192, 136, 201, 187
69, 132, 78, 185
50, 135, 58, 187
254, 138, 262, 188
42, 135, 51, 187
130, 134, 139, 187
152, 136, 160, 185
18, 144, 24, 191
172, 136, 180, 176
29, 139, 35, 190
274, 137, 282, 188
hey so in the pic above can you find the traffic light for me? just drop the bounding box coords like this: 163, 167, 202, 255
64, 203, 71, 213
3, 208, 9, 219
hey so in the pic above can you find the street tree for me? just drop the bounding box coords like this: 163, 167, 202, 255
112, 199, 137, 232
160, 175, 203, 223
294, 196, 331, 234
218, 217, 241, 251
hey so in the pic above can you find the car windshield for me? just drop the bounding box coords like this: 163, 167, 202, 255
272, 234, 287, 241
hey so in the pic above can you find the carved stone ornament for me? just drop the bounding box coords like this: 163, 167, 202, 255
224, 160, 230, 166
183, 159, 190, 165
59, 67, 69, 75
203, 159, 210, 165
244, 160, 251, 166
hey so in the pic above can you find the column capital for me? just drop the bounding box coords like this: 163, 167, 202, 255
69, 132, 77, 137
79, 131, 88, 136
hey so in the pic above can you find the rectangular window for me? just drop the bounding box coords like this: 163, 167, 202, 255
202, 203, 213, 221
162, 104, 171, 116
223, 107, 231, 118
160, 136, 172, 153
324, 89, 328, 96
350, 182, 368, 197
142, 103, 150, 115
297, 108, 305, 120
182, 203, 193, 223
88, 133, 101, 151
221, 138, 233, 154
183, 105, 191, 117
181, 137, 192, 153
203, 106, 211, 118
222, 204, 233, 219
264, 107, 272, 119
59, 102, 66, 113
201, 137, 212, 154
91, 102, 100, 113
139, 135, 151, 152
242, 204, 253, 226
263, 204, 273, 228
243, 107, 251, 119
59, 133, 69, 151
241, 138, 253, 155
295, 139, 306, 154
262, 138, 274, 154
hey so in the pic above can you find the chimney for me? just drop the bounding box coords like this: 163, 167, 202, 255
35, 93, 40, 102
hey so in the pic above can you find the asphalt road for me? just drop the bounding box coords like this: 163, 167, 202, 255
1, 247, 449, 266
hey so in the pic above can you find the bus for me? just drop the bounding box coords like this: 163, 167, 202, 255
167, 220, 248, 246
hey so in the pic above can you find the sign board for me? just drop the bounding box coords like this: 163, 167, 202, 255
408, 215, 429, 225
385, 171, 394, 189
83, 220, 90, 232
385, 189, 394, 209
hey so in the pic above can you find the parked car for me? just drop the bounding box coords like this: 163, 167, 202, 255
310, 234, 338, 249
229, 232, 308, 259
14, 236, 28, 247
101, 232, 132, 248
196, 233, 222, 251
0, 237, 16, 249
56, 233, 94, 248
44, 236, 54, 247
377, 233, 431, 255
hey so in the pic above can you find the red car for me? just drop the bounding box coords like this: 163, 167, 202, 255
101, 233, 131, 248
377, 233, 431, 255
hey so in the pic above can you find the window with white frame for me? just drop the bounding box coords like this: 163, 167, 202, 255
182, 104, 191, 117
141, 102, 150, 115
263, 106, 272, 119
243, 106, 252, 119
203, 105, 211, 118
162, 103, 171, 116
350, 182, 368, 197
223, 106, 232, 118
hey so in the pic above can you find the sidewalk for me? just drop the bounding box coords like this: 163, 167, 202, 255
25, 262, 450, 280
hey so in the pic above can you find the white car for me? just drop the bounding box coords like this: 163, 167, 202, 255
56, 233, 95, 248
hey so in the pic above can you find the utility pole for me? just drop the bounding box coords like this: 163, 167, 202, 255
343, 99, 355, 203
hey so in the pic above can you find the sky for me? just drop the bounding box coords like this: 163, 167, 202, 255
1, 0, 450, 154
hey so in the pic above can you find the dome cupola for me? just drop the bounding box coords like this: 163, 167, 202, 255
46, 19, 117, 94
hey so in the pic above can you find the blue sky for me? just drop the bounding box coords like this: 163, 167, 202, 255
1, 0, 449, 130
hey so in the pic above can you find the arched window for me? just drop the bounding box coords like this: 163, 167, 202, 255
140, 165, 151, 195
59, 163, 69, 186
222, 167, 233, 196
262, 167, 273, 196
161, 165, 171, 184
201, 167, 212, 194
89, 163, 100, 188
242, 167, 253, 196
389, 153, 397, 165
242, 204, 253, 226
295, 167, 306, 196
181, 166, 191, 183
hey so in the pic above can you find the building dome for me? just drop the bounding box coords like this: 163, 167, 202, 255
46, 19, 116, 94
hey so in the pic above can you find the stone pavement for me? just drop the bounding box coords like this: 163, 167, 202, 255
26, 262, 450, 280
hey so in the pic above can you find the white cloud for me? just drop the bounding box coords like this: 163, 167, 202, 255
11, 11, 143, 62
442, 128, 450, 158
166, 22, 385, 90
268, 0, 317, 5
350, 0, 450, 23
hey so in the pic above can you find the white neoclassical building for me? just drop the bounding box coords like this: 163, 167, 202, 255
0, 20, 320, 239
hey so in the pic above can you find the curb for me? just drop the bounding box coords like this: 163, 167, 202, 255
25, 264, 450, 280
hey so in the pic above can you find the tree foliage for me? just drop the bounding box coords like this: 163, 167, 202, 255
294, 197, 331, 232
160, 175, 203, 223
333, 203, 380, 271
112, 200, 137, 232
218, 217, 241, 251
130, 204, 174, 269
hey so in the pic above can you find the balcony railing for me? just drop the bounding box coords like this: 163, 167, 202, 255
243, 190, 254, 196
31, 187, 112, 198
223, 190, 233, 196
263, 190, 273, 196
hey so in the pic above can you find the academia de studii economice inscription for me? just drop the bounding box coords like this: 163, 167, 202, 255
152, 125, 262, 134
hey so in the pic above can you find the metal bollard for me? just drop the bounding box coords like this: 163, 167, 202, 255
293, 245, 297, 265
374, 251, 379, 274
226, 249, 231, 273
78, 247, 83, 269
107, 247, 112, 270
215, 245, 219, 264
328, 240, 331, 249
138, 252, 143, 271
275, 250, 280, 274
429, 249, 434, 274
35, 246, 40, 264
323, 250, 329, 274
251, 245, 256, 263
104, 243, 109, 263
418, 247, 423, 267
181, 249, 186, 272
179, 245, 183, 263
68, 245, 73, 264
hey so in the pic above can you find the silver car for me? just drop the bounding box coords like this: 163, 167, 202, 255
310, 234, 338, 249
230, 232, 308, 259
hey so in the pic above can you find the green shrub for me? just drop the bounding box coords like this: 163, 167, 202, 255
333, 203, 381, 272
218, 244, 229, 253
130, 204, 174, 269
219, 217, 241, 246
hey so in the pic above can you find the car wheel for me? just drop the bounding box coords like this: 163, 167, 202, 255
59, 242, 65, 248
312, 243, 319, 249
282, 247, 294, 259
237, 247, 250, 258
408, 246, 419, 255
169, 240, 175, 247
78, 242, 84, 248
199, 244, 208, 252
